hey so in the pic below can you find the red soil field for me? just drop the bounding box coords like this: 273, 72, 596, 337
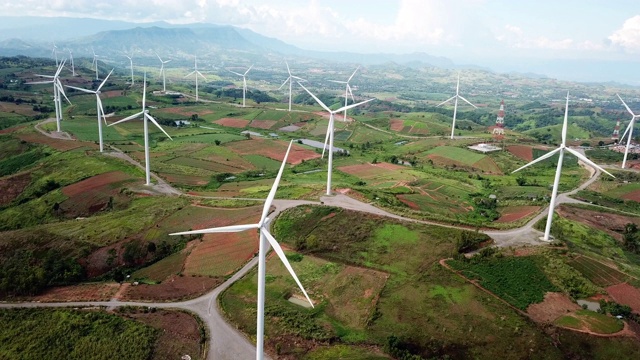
226, 138, 320, 164
606, 283, 640, 313
62, 171, 133, 197
527, 292, 580, 323
33, 283, 120, 302
507, 145, 533, 161
389, 119, 404, 131
337, 162, 399, 178
495, 206, 540, 223
622, 189, 640, 202
249, 120, 277, 129
160, 173, 209, 186
397, 195, 419, 210
128, 310, 202, 357
101, 90, 124, 99
214, 117, 250, 128
121, 274, 221, 301
184, 231, 258, 277
0, 102, 39, 116
0, 172, 31, 206
556, 205, 640, 241
17, 133, 97, 151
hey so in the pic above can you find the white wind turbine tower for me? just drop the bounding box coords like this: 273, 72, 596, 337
278, 61, 305, 112
108, 73, 173, 185
228, 65, 253, 107
170, 140, 313, 360
124, 53, 134, 86
329, 66, 359, 121
27, 60, 71, 133
66, 69, 113, 152
67, 49, 75, 76
298, 82, 374, 195
155, 52, 171, 92
91, 47, 100, 80
512, 92, 614, 241
616, 94, 640, 169
185, 55, 206, 102
437, 72, 477, 139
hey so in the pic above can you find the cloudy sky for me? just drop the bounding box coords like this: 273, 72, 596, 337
2, 0, 640, 71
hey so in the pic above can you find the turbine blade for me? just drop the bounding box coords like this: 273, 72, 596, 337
458, 95, 477, 109
328, 80, 348, 84
142, 73, 147, 109
261, 228, 314, 308
437, 96, 457, 107
108, 111, 144, 126
322, 119, 332, 159
335, 98, 375, 113
347, 84, 355, 102
97, 96, 107, 125
348, 66, 360, 82
170, 223, 260, 236
197, 71, 206, 80
291, 76, 306, 81
145, 113, 173, 140
97, 69, 114, 91
285, 60, 291, 75
185, 70, 196, 78
56, 81, 71, 104
512, 148, 562, 173
297, 82, 331, 112
617, 94, 636, 117
244, 64, 253, 76
562, 92, 570, 145
27, 80, 54, 85
260, 140, 293, 223
565, 148, 615, 178
228, 70, 243, 76
621, 119, 634, 142
65, 85, 95, 94
278, 77, 290, 90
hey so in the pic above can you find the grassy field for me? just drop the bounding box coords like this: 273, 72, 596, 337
554, 309, 623, 334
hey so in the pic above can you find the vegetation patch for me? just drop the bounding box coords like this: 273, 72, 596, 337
554, 309, 623, 334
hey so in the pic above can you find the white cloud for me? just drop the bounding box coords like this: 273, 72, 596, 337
609, 15, 640, 53
496, 24, 604, 51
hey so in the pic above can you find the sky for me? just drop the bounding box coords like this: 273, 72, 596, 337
2, 0, 640, 75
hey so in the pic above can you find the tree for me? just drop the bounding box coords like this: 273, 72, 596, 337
214, 139, 221, 146
623, 223, 640, 254
113, 269, 125, 283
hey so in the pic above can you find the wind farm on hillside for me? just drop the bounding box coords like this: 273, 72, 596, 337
2, 12, 640, 360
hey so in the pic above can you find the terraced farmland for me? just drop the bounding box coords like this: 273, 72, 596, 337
567, 256, 629, 287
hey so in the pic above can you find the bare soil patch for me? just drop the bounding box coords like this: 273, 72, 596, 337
606, 283, 640, 314
32, 283, 120, 302
17, 132, 96, 151
527, 292, 580, 323
249, 120, 277, 129
0, 172, 31, 206
0, 102, 38, 116
0, 125, 26, 134
495, 205, 540, 223
226, 138, 320, 165
214, 117, 250, 128
556, 204, 640, 241
121, 274, 221, 301
60, 171, 138, 217
622, 189, 640, 202
389, 119, 404, 131
162, 106, 213, 116
507, 145, 533, 161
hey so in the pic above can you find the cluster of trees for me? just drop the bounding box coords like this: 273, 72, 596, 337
623, 223, 640, 254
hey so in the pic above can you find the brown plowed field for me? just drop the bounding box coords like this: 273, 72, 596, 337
622, 189, 640, 202
556, 204, 640, 241
184, 231, 258, 277
337, 163, 399, 178
606, 283, 640, 313
17, 133, 95, 151
495, 206, 540, 223
0, 125, 26, 134
0, 172, 31, 206
62, 171, 133, 197
33, 283, 120, 302
128, 310, 203, 359
160, 173, 209, 186
226, 138, 320, 164
389, 119, 404, 131
507, 145, 533, 161
472, 156, 502, 174
60, 171, 138, 217
162, 106, 213, 116
249, 120, 277, 129
214, 118, 250, 128
121, 274, 221, 301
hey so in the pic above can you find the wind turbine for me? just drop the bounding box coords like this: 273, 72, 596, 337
437, 72, 477, 139
185, 55, 206, 102
108, 73, 173, 185
170, 140, 313, 360
155, 52, 171, 92
124, 53, 134, 86
51, 42, 58, 66
278, 61, 305, 112
512, 92, 614, 241
329, 66, 359, 121
91, 47, 99, 80
616, 94, 640, 169
66, 69, 113, 152
27, 60, 71, 133
298, 82, 374, 195
228, 65, 253, 107
67, 49, 75, 76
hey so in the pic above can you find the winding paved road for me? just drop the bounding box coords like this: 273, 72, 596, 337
2, 120, 625, 359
